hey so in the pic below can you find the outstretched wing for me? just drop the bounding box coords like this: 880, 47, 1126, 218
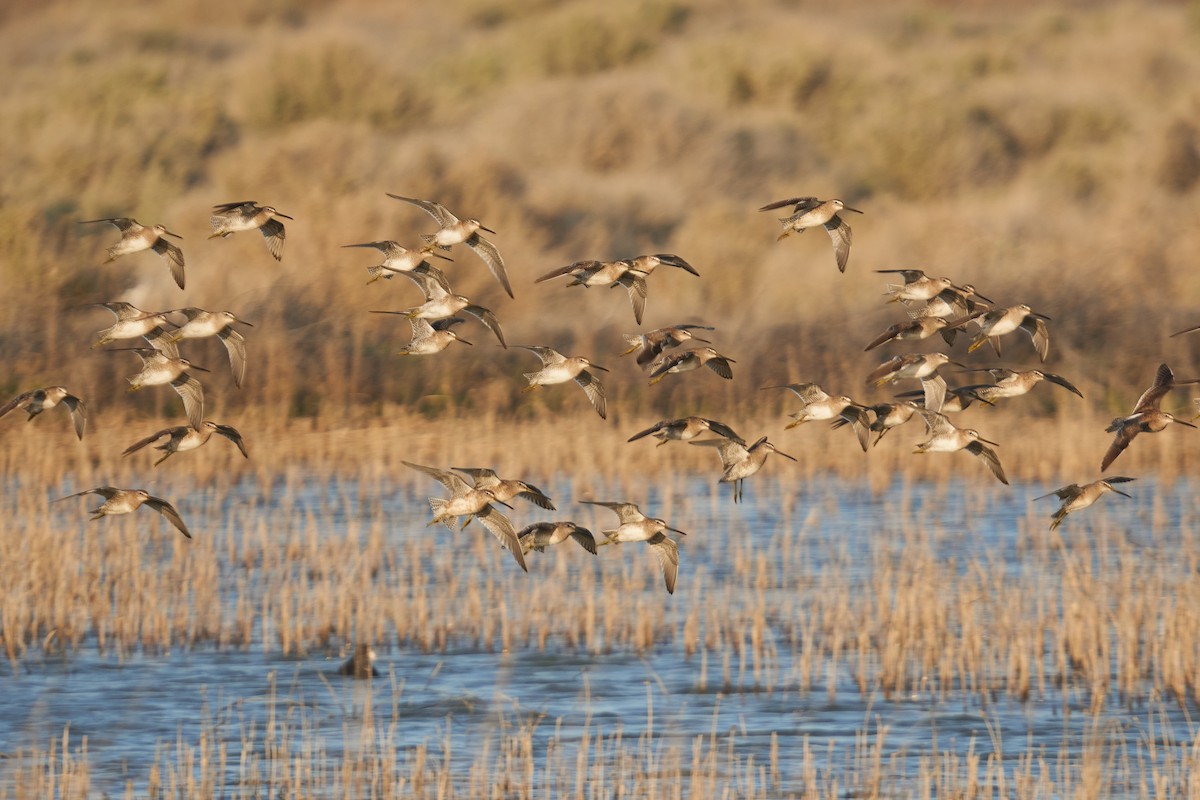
0, 390, 33, 419
61, 394, 87, 440
475, 505, 527, 572
758, 196, 819, 213
461, 304, 506, 348
464, 233, 513, 298
688, 436, 749, 469
1019, 316, 1049, 362
214, 424, 249, 458
122, 427, 174, 456
617, 271, 647, 325
824, 216, 852, 273
574, 370, 607, 419
218, 328, 247, 388
402, 461, 472, 494
647, 532, 679, 595
513, 345, 565, 366
260, 217, 286, 261
144, 495, 192, 539
386, 194, 457, 227
580, 500, 643, 525
152, 238, 186, 290
965, 441, 1009, 485
1101, 423, 1140, 471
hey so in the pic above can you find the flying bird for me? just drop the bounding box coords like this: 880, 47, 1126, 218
759, 196, 862, 273
1036, 477, 1135, 530
80, 217, 185, 289
209, 201, 292, 261
55, 486, 191, 538
515, 345, 608, 419
583, 500, 685, 594
387, 194, 513, 298
0, 387, 87, 440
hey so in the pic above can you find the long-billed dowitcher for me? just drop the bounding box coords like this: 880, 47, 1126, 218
167, 308, 253, 388
959, 368, 1083, 403
209, 201, 292, 261
1036, 477, 1135, 530
895, 384, 989, 414
518, 521, 597, 556
690, 434, 796, 502
387, 194, 513, 298
342, 240, 452, 283
627, 416, 742, 446
515, 345, 608, 419
402, 461, 527, 572
393, 317, 472, 355
759, 196, 862, 273
0, 387, 87, 440
763, 383, 870, 451
80, 217, 185, 289
452, 467, 555, 510
89, 302, 177, 354
122, 420, 248, 466
877, 269, 969, 303
55, 486, 191, 538
911, 283, 993, 319
1101, 363, 1199, 471
648, 347, 734, 385
957, 304, 1051, 362
620, 324, 715, 367
582, 500, 685, 594
864, 309, 958, 351
534, 259, 654, 324
913, 409, 1008, 485
866, 353, 960, 414
374, 268, 506, 347
116, 348, 207, 430
838, 401, 921, 446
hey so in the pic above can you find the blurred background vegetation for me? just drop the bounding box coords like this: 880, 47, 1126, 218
3, 0, 1200, 435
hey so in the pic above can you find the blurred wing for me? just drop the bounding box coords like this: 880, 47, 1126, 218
1101, 424, 1139, 471
476, 505, 527, 573
618, 272, 648, 325
705, 356, 734, 380
217, 328, 247, 388
1020, 316, 1049, 362
703, 418, 744, 444
122, 427, 172, 456
171, 375, 205, 431
464, 233, 512, 298
80, 217, 136, 231
214, 423, 249, 458
144, 496, 192, 539
921, 374, 948, 415
647, 533, 679, 595
570, 528, 598, 555
824, 216, 852, 273
688, 436, 748, 469
574, 370, 607, 419
966, 442, 1009, 485
461, 304, 506, 348
535, 260, 600, 283
386, 194, 457, 226
153, 238, 186, 289
758, 196, 818, 213
0, 390, 33, 419
1134, 364, 1173, 413
864, 323, 903, 352
402, 461, 472, 494
580, 500, 643, 525
260, 217, 286, 261
518, 485, 556, 510
627, 420, 668, 442
513, 345, 564, 366
62, 394, 87, 440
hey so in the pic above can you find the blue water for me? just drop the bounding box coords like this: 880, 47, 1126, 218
2, 474, 1198, 795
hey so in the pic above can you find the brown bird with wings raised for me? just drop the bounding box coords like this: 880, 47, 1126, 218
1101, 363, 1199, 471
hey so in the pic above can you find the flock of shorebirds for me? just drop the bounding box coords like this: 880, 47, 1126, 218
5, 195, 1199, 593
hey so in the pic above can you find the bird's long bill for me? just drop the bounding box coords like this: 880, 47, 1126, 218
978, 437, 1001, 446
667, 526, 688, 537
190, 364, 211, 373
843, 206, 864, 214
1113, 489, 1133, 498
949, 361, 969, 369
775, 449, 799, 461
480, 225, 497, 235
1033, 312, 1052, 321
276, 212, 294, 220
164, 230, 183, 239
458, 338, 474, 346
590, 364, 610, 372
1176, 418, 1198, 428
237, 319, 255, 327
